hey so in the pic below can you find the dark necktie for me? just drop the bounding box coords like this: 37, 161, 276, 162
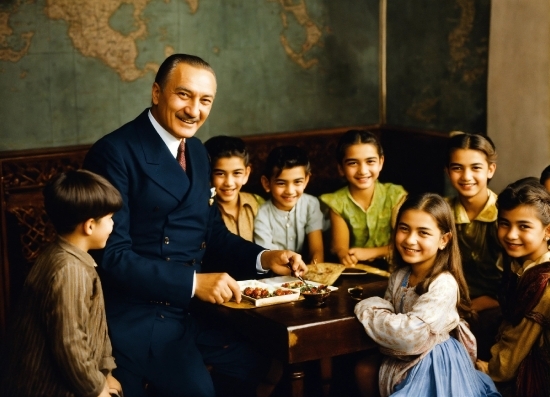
177, 139, 187, 172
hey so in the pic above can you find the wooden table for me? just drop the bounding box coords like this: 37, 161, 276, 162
191, 273, 389, 397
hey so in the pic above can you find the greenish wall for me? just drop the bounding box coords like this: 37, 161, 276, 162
386, 0, 490, 132
0, 0, 489, 151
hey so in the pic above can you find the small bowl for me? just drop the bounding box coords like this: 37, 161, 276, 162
348, 286, 364, 300
301, 289, 331, 306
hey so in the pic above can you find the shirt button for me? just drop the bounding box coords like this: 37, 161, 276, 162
160, 315, 164, 319
164, 237, 169, 244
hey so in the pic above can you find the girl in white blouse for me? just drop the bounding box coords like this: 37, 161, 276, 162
354, 193, 501, 397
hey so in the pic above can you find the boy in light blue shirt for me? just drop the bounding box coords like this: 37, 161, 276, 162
254, 146, 325, 264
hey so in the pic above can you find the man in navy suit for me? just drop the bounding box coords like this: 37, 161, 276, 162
84, 54, 307, 397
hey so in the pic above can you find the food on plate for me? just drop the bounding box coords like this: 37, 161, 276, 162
242, 286, 294, 299
300, 284, 330, 294
281, 281, 305, 289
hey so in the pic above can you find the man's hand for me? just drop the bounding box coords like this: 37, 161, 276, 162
195, 273, 241, 304
260, 250, 308, 277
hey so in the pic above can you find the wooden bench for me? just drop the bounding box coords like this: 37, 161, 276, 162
0, 125, 449, 334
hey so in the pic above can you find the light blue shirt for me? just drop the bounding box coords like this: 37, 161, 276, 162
254, 194, 324, 253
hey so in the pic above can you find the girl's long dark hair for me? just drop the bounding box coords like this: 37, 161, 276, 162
392, 193, 473, 319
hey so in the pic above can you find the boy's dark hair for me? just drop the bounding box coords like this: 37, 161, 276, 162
204, 135, 250, 166
336, 130, 384, 164
43, 170, 123, 235
446, 131, 497, 165
540, 165, 550, 185
262, 145, 311, 179
497, 177, 550, 226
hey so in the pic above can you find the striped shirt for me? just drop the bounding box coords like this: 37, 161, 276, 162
0, 237, 115, 397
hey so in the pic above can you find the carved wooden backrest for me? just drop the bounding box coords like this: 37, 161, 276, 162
0, 146, 90, 332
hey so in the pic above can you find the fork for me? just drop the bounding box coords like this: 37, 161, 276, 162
286, 261, 312, 291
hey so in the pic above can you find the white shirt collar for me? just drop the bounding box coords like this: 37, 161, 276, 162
512, 251, 550, 276
148, 109, 183, 159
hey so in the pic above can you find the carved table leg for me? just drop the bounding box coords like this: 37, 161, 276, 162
320, 357, 332, 397
288, 363, 305, 397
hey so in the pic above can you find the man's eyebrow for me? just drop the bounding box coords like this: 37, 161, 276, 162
174, 86, 215, 98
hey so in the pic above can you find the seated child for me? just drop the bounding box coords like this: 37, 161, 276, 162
320, 130, 407, 266
254, 145, 324, 264
444, 132, 502, 360
204, 135, 264, 241
355, 193, 500, 397
477, 178, 550, 397
0, 170, 123, 397
540, 164, 550, 191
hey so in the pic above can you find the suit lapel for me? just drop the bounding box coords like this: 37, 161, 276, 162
135, 111, 190, 200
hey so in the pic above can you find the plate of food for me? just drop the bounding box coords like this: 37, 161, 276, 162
237, 280, 300, 307
303, 262, 346, 285
261, 276, 338, 292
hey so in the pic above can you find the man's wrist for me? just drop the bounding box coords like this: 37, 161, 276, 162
256, 250, 269, 273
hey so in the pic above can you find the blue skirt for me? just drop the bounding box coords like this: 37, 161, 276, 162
391, 337, 501, 397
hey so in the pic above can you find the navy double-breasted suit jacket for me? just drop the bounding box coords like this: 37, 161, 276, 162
83, 109, 263, 374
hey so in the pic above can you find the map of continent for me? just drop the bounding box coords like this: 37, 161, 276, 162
1, 0, 323, 81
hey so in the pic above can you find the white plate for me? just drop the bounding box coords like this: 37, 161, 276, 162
237, 280, 300, 307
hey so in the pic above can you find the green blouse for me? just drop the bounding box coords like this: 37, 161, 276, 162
320, 181, 407, 248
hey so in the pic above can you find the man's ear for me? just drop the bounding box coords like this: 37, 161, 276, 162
151, 82, 161, 106
260, 175, 271, 193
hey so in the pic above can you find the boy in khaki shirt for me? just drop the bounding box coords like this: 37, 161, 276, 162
204, 135, 264, 242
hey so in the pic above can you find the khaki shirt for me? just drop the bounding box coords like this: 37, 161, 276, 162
218, 192, 263, 242
447, 190, 502, 299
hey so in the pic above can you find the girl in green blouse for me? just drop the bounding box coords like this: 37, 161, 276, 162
320, 130, 407, 266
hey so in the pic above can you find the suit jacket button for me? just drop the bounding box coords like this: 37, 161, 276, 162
164, 237, 169, 244
153, 206, 159, 212
166, 257, 170, 261
191, 259, 196, 265
200, 242, 206, 249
